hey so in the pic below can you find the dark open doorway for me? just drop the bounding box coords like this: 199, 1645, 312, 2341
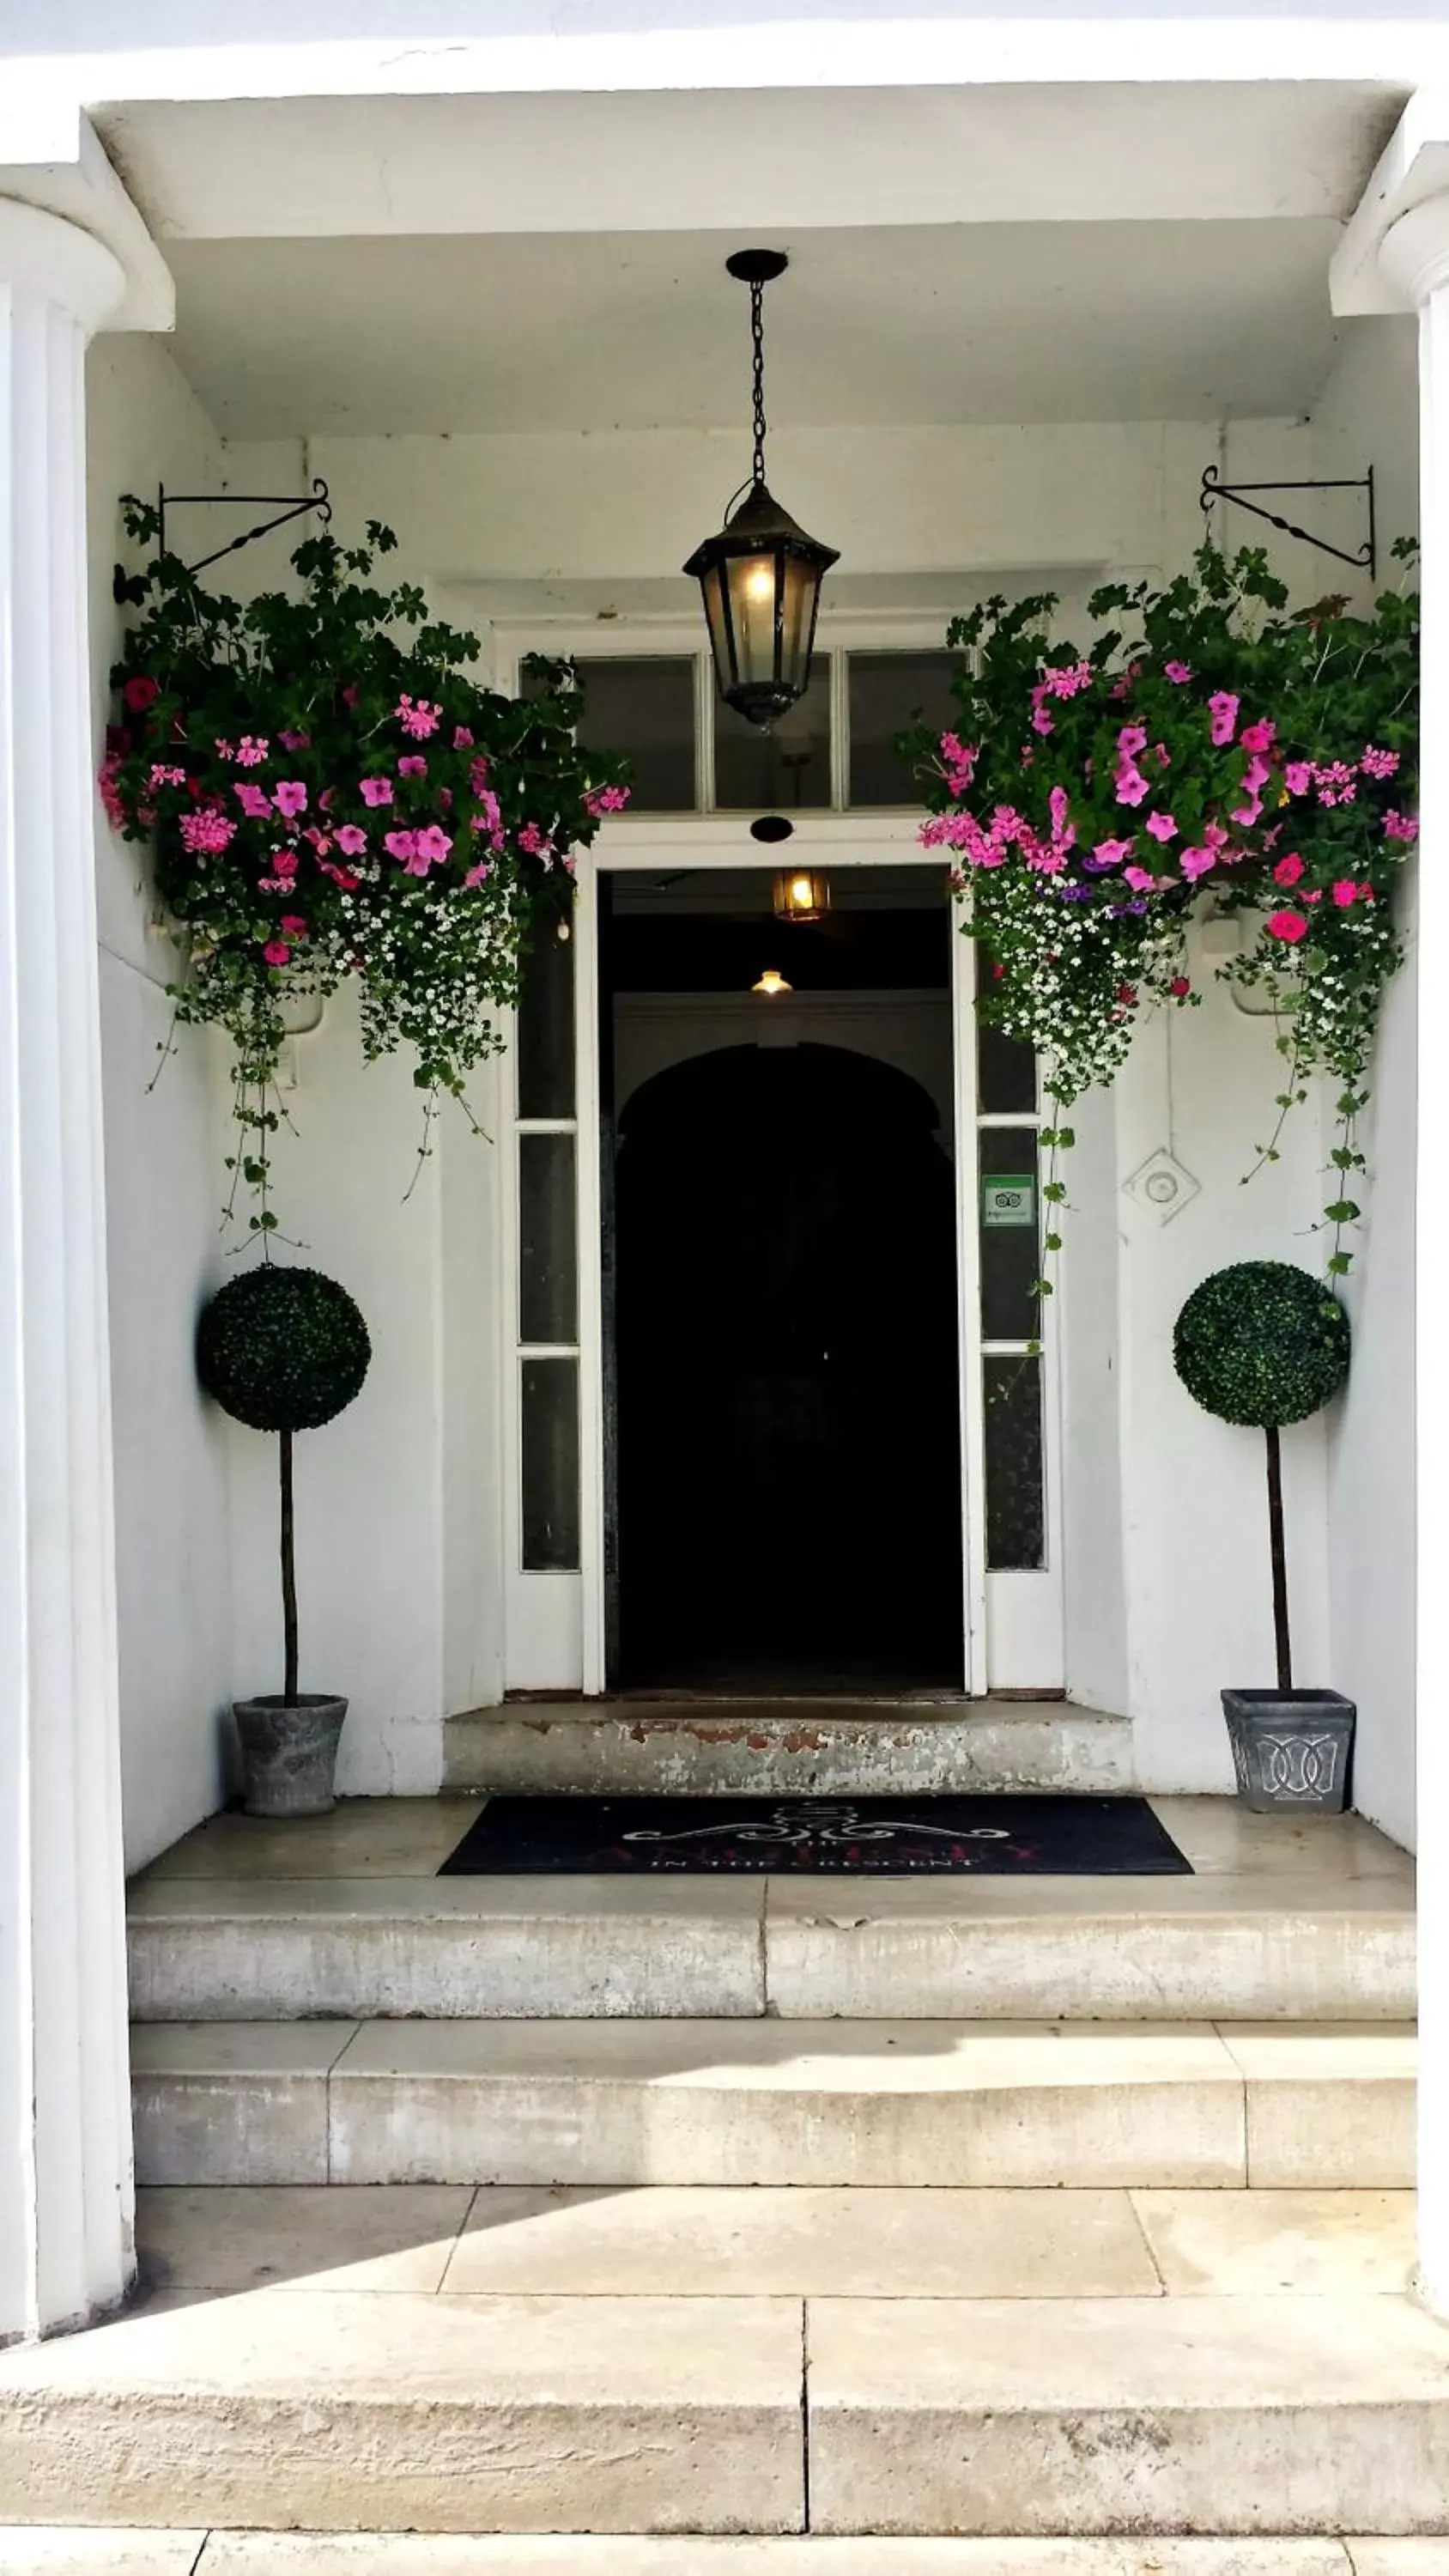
603, 867, 963, 1694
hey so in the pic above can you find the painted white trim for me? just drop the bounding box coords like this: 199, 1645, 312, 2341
573, 870, 608, 1699
951, 914, 988, 1695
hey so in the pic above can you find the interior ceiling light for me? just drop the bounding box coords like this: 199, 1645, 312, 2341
684, 250, 839, 731
774, 867, 829, 925
752, 967, 793, 998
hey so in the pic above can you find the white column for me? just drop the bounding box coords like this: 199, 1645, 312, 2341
0, 202, 131, 2342
1380, 197, 1449, 2318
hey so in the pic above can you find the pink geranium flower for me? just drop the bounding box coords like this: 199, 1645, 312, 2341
1361, 744, 1400, 780
179, 810, 236, 856
149, 762, 187, 788
360, 776, 394, 807
273, 781, 307, 819
234, 736, 270, 767
1209, 692, 1240, 748
279, 914, 307, 937
263, 939, 291, 967
124, 675, 159, 714
1274, 852, 1305, 886
1385, 810, 1419, 841
585, 783, 632, 818
396, 695, 442, 740
1266, 909, 1309, 944
453, 726, 475, 750
397, 755, 427, 779
1331, 879, 1362, 907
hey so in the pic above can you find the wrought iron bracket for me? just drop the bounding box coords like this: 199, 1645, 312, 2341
1199, 463, 1376, 580
156, 477, 332, 576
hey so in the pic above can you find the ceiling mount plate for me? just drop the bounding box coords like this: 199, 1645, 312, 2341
726, 248, 790, 286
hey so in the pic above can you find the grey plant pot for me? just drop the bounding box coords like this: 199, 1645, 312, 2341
234, 1694, 347, 1820
1221, 1688, 1355, 1814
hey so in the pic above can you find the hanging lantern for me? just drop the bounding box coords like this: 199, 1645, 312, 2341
773, 867, 829, 925
751, 968, 792, 998
684, 250, 839, 729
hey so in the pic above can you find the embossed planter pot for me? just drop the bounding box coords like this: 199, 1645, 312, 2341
1221, 1688, 1355, 1814
234, 1694, 347, 1819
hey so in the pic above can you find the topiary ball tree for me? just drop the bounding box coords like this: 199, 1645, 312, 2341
197, 1266, 371, 1704
1173, 1261, 1349, 1692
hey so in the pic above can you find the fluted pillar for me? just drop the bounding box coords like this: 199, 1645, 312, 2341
1379, 195, 1449, 2318
0, 201, 132, 2341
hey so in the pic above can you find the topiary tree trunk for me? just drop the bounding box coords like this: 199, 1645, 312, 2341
280, 1428, 300, 1706
1264, 1424, 1292, 1692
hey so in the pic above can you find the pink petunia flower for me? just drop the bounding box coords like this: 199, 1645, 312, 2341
1123, 865, 1157, 892
124, 676, 159, 714
333, 823, 368, 857
413, 823, 453, 866
1145, 811, 1178, 842
464, 860, 493, 888
273, 781, 307, 819
453, 726, 475, 750
397, 755, 427, 779
384, 828, 421, 869
1283, 762, 1313, 797
1179, 848, 1217, 881
1266, 909, 1309, 945
1164, 661, 1192, 684
1089, 838, 1134, 869
360, 776, 394, 807
234, 782, 274, 820
1239, 720, 1276, 755
1209, 692, 1240, 748
278, 729, 310, 752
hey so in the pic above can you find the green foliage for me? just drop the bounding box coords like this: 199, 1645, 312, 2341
102, 508, 630, 1228
197, 1265, 372, 1434
1173, 1260, 1349, 1431
906, 542, 1419, 1280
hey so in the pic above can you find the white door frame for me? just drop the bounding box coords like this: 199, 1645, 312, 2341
573, 811, 988, 1697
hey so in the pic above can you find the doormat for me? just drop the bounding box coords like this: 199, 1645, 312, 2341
439, 1793, 1192, 1876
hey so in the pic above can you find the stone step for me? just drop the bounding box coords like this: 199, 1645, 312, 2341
1, 2281, 1446, 2539
0, 2537, 1433, 2572
129, 2018, 1416, 2189
443, 1700, 1133, 1797
126, 1871, 1416, 2024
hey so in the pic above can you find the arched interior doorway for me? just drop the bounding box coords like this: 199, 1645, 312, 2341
614, 1040, 963, 1692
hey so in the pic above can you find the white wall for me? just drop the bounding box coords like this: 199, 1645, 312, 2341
1313, 315, 1421, 1850
88, 334, 236, 1873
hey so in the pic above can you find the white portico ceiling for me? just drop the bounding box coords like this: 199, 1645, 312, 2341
163, 217, 1344, 439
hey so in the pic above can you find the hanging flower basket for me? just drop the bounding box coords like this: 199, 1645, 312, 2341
101, 504, 630, 1230
909, 542, 1419, 1287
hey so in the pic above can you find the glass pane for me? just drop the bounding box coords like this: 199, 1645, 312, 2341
848, 651, 960, 806
517, 922, 575, 1120
572, 657, 696, 811
979, 1127, 1040, 1342
519, 1133, 577, 1345
714, 660, 831, 810
978, 1020, 1038, 1115
983, 1354, 1045, 1571
521, 1357, 580, 1570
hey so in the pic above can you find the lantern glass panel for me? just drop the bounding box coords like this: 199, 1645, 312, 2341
715, 660, 831, 810
725, 546, 785, 691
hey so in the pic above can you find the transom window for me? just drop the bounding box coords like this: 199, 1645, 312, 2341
569, 648, 958, 814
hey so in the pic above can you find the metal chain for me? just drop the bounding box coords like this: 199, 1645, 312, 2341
750, 280, 767, 487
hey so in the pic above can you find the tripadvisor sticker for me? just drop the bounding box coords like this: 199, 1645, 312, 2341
982, 1174, 1036, 1229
